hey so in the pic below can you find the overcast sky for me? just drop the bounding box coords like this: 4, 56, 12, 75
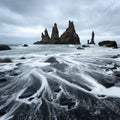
0, 0, 120, 44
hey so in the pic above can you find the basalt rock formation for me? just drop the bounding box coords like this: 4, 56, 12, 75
59, 21, 80, 44
51, 23, 59, 44
89, 31, 95, 44
34, 29, 50, 44
41, 29, 50, 44
98, 40, 118, 48
34, 21, 80, 44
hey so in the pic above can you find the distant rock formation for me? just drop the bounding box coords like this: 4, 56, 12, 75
41, 29, 50, 44
98, 40, 118, 48
60, 21, 80, 44
34, 29, 50, 44
89, 31, 95, 44
34, 21, 80, 44
51, 23, 59, 44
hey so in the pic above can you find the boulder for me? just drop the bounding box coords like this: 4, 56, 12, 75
0, 45, 11, 51
98, 40, 117, 48
45, 57, 59, 64
23, 44, 28, 47
0, 58, 12, 63
20, 57, 26, 59
60, 21, 80, 44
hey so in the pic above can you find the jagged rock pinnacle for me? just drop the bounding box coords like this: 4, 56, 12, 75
34, 21, 80, 44
60, 21, 80, 44
51, 23, 59, 43
89, 31, 95, 44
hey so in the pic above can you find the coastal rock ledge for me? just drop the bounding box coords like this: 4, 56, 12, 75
0, 45, 11, 51
98, 40, 118, 48
34, 21, 80, 44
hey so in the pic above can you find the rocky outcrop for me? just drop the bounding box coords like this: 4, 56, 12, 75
60, 21, 80, 44
51, 23, 59, 44
34, 21, 80, 44
89, 31, 95, 44
0, 45, 11, 51
98, 40, 118, 48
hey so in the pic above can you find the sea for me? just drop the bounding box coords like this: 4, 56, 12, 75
0, 44, 120, 120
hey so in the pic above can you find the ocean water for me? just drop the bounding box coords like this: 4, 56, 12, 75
0, 44, 120, 120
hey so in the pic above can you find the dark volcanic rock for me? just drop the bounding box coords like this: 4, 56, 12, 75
23, 44, 28, 47
20, 57, 26, 59
59, 94, 75, 109
34, 21, 80, 44
82, 44, 90, 47
60, 21, 80, 44
0, 78, 7, 83
0, 110, 6, 116
51, 23, 59, 44
0, 45, 11, 51
89, 31, 95, 44
77, 47, 84, 50
45, 57, 59, 64
0, 58, 12, 63
34, 29, 50, 44
98, 40, 118, 48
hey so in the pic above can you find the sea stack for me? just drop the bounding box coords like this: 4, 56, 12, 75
41, 29, 50, 44
60, 21, 80, 44
51, 23, 59, 44
34, 21, 80, 44
89, 31, 95, 44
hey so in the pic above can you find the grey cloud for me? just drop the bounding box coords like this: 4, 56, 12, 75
0, 0, 120, 44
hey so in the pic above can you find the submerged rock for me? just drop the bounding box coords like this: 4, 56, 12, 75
98, 40, 118, 48
0, 45, 11, 51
